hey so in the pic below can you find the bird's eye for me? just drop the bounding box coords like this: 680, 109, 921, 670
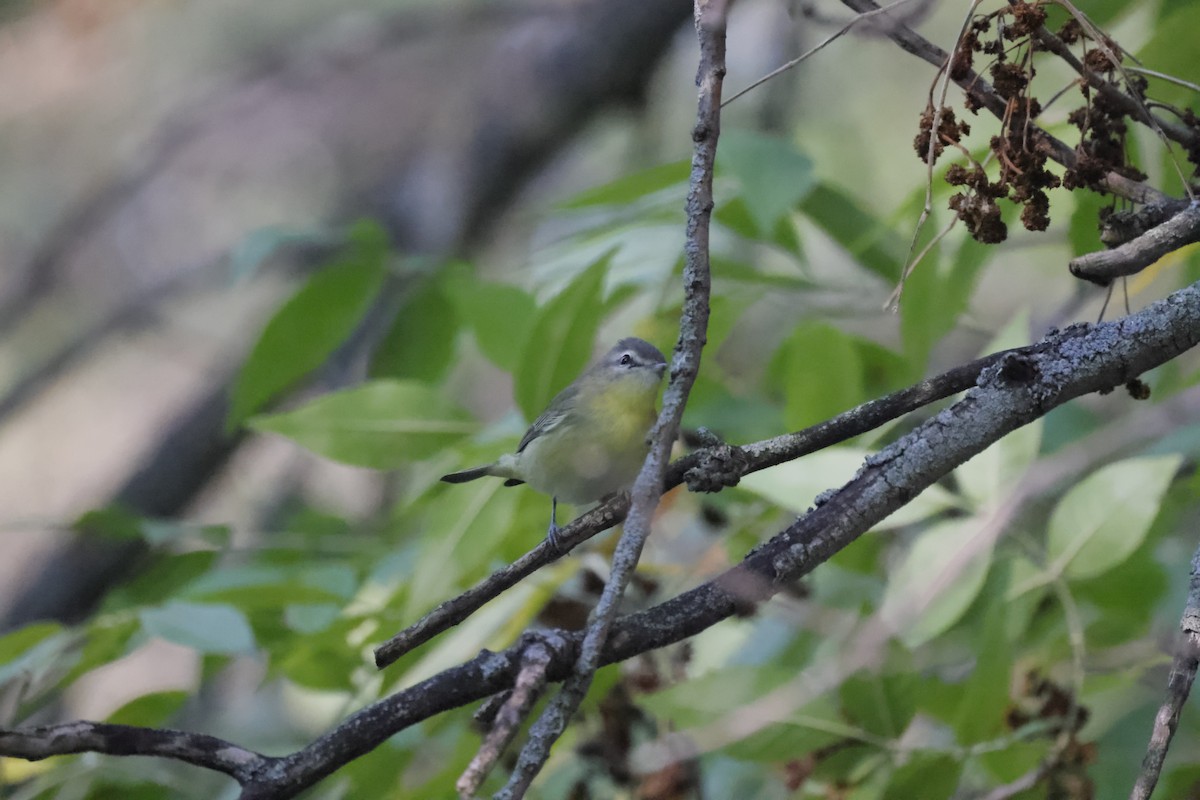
619, 353, 632, 366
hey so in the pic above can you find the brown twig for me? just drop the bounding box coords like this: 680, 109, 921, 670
1129, 542, 1200, 800
456, 635, 562, 798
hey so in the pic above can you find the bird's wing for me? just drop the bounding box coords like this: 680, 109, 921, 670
516, 383, 580, 453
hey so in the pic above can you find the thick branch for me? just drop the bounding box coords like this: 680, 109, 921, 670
0, 721, 262, 781
373, 349, 1009, 667
1069, 203, 1200, 286
9, 277, 1200, 798
1129, 542, 1200, 800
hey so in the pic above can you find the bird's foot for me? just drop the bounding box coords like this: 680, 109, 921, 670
545, 522, 566, 556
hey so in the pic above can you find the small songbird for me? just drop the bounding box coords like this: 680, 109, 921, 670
441, 337, 668, 551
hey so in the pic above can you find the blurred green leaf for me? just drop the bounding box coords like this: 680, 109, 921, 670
228, 221, 389, 428
1047, 455, 1181, 580
251, 380, 475, 469
954, 597, 1013, 743
880, 517, 994, 647
714, 196, 803, 254
841, 671, 917, 738
405, 482, 520, 620
560, 159, 689, 208
739, 448, 962, 530
772, 322, 864, 429
513, 254, 612, 421
798, 182, 904, 282
719, 129, 815, 234
284, 603, 342, 634
882, 753, 961, 800
900, 237, 984, 365
445, 267, 537, 372
371, 275, 458, 382
106, 690, 189, 727
139, 602, 256, 655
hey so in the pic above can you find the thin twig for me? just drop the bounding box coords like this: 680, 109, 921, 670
723, 0, 922, 108
1129, 542, 1200, 800
456, 635, 561, 798
494, 2, 727, 795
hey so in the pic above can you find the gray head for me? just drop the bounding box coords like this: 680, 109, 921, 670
598, 337, 668, 377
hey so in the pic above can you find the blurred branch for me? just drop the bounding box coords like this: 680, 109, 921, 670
7, 263, 1200, 797
373, 348, 1012, 667
1129, 541, 1200, 800
497, 0, 726, 793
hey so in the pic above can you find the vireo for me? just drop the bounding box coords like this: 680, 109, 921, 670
441, 337, 668, 550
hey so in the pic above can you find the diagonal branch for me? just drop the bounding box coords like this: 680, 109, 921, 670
8, 274, 1200, 798
373, 349, 1012, 668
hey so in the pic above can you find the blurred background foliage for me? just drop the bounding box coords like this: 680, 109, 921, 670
3, 0, 1200, 797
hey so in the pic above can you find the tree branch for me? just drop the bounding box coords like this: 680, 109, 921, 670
373, 349, 1011, 668
8, 274, 1200, 797
495, 2, 727, 793
1129, 540, 1200, 800
1069, 202, 1200, 286
0, 721, 261, 782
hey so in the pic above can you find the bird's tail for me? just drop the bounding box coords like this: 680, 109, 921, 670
440, 465, 494, 484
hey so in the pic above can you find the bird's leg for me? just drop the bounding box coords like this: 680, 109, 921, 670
546, 496, 563, 554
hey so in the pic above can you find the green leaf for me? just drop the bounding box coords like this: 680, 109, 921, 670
880, 518, 994, 647
250, 380, 475, 469
371, 275, 458, 382
228, 222, 389, 427
718, 129, 815, 234
1047, 455, 1181, 580
900, 236, 984, 365
798, 182, 904, 282
138, 602, 256, 655
513, 255, 612, 421
954, 597, 1014, 743
772, 322, 864, 429
560, 159, 689, 208
106, 690, 189, 727
883, 753, 961, 800
0, 623, 68, 688
445, 267, 537, 372
739, 448, 962, 530
841, 672, 917, 738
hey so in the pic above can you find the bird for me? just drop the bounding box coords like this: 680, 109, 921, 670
441, 337, 668, 551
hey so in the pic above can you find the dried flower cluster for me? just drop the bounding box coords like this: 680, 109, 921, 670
915, 0, 1199, 245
